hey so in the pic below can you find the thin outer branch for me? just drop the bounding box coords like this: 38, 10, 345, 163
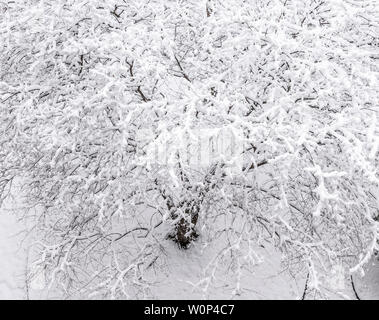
351, 275, 361, 300
174, 55, 191, 82
301, 272, 309, 300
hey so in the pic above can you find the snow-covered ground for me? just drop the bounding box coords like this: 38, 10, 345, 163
1, 204, 378, 300
0, 181, 377, 300
147, 240, 302, 299
0, 209, 27, 299
353, 259, 379, 300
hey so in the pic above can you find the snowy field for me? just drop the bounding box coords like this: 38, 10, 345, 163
0, 210, 26, 299
1, 205, 378, 299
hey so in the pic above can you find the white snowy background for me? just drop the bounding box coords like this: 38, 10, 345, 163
1, 179, 378, 300
1, 206, 379, 299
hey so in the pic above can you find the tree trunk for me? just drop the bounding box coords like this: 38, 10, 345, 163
171, 200, 200, 248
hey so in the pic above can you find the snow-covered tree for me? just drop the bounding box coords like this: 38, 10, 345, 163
0, 0, 378, 298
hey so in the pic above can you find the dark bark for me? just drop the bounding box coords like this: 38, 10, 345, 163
171, 200, 200, 248
160, 164, 221, 248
